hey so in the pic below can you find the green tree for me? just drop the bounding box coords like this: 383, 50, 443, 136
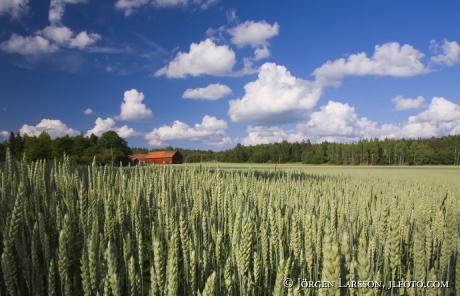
0, 140, 6, 161
28, 132, 52, 161
315, 142, 327, 164
52, 135, 74, 162
232, 143, 248, 163
97, 131, 132, 166
71, 135, 91, 164
8, 131, 24, 159
301, 145, 315, 164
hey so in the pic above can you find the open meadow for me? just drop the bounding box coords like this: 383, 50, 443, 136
1, 154, 459, 295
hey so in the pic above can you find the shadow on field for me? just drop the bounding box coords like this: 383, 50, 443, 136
204, 168, 338, 183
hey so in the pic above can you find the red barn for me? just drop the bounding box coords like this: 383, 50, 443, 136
144, 151, 183, 164
129, 154, 148, 165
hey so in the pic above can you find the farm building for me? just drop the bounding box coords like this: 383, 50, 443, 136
130, 151, 183, 165
129, 154, 148, 165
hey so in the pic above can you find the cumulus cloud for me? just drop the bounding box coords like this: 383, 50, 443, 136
392, 95, 425, 110
192, 0, 219, 9
1, 29, 100, 55
39, 25, 73, 44
116, 125, 142, 138
430, 39, 460, 67
86, 117, 116, 137
84, 108, 93, 114
0, 34, 59, 55
115, 0, 149, 16
1, 0, 99, 56
49, 0, 87, 24
116, 89, 153, 121
20, 119, 80, 138
152, 0, 187, 7
228, 62, 322, 125
154, 38, 236, 78
182, 83, 232, 100
227, 20, 279, 48
377, 98, 460, 139
0, 0, 29, 18
227, 20, 278, 62
47, 1, 100, 49
226, 8, 238, 23
145, 115, 232, 146
313, 42, 428, 87
295, 97, 460, 143
86, 117, 140, 138
241, 126, 304, 146
241, 99, 460, 145
410, 97, 460, 123
1, 131, 9, 139
253, 46, 270, 61
115, 0, 213, 16
297, 101, 376, 140
69, 31, 101, 49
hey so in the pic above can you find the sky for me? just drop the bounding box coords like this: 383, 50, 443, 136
1, 0, 460, 150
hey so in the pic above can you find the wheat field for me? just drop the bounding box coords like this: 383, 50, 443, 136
1, 152, 459, 295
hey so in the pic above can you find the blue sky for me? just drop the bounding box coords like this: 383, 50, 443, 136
1, 0, 460, 150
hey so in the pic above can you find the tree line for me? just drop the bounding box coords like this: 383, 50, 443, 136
2, 131, 460, 165
0, 131, 132, 165
159, 135, 460, 165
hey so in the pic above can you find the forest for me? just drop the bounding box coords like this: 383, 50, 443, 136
1, 131, 460, 165
0, 131, 132, 166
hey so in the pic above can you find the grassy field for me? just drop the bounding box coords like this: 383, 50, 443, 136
1, 156, 460, 295
181, 162, 460, 180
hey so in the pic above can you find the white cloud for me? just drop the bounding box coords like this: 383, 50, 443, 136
228, 62, 322, 125
39, 25, 73, 44
298, 101, 368, 139
430, 40, 460, 67
192, 0, 219, 9
49, 0, 87, 24
20, 119, 80, 139
116, 89, 153, 121
46, 1, 100, 49
313, 42, 428, 87
226, 8, 238, 23
86, 117, 116, 137
410, 97, 460, 123
2, 0, 100, 57
69, 31, 101, 49
0, 0, 29, 18
1, 29, 100, 56
86, 117, 140, 138
239, 96, 460, 145
84, 108, 93, 115
227, 20, 279, 48
153, 0, 187, 7
242, 126, 304, 145
115, 0, 213, 16
145, 115, 232, 146
392, 95, 425, 110
381, 98, 460, 139
154, 38, 236, 78
115, 0, 149, 16
301, 98, 460, 142
182, 83, 232, 100
0, 34, 59, 55
1, 131, 9, 139
228, 57, 259, 76
116, 125, 142, 138
253, 46, 270, 61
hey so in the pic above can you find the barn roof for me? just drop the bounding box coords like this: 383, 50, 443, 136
129, 153, 148, 160
145, 151, 181, 159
